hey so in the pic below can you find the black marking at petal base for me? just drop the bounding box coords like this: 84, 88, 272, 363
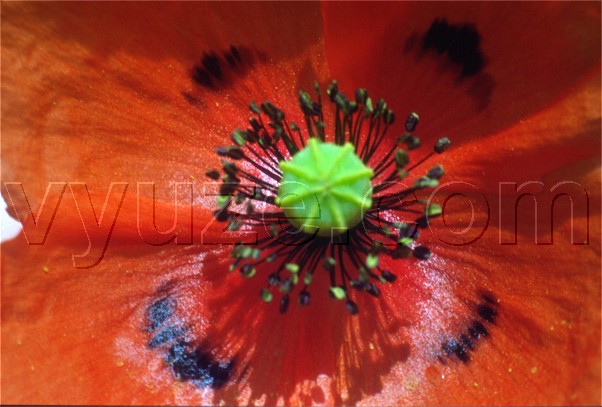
145, 297, 174, 332
438, 292, 499, 364
477, 303, 497, 324
403, 20, 494, 110
167, 341, 234, 389
225, 53, 237, 67
225, 45, 242, 66
459, 333, 474, 351
192, 65, 215, 88
202, 53, 222, 81
442, 339, 470, 363
230, 45, 242, 62
467, 320, 489, 340
189, 45, 257, 93
474, 293, 499, 326
480, 291, 498, 305
148, 326, 186, 349
422, 19, 486, 78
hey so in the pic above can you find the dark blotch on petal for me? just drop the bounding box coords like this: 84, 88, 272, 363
468, 320, 489, 339
224, 45, 242, 67
477, 303, 497, 324
145, 297, 173, 332
442, 339, 470, 363
438, 291, 499, 364
459, 333, 474, 351
229, 45, 242, 63
167, 342, 234, 389
422, 18, 486, 78
191, 52, 223, 89
453, 344, 470, 363
148, 326, 186, 349
202, 53, 222, 81
190, 45, 258, 94
404, 20, 494, 110
480, 292, 498, 305
192, 66, 214, 88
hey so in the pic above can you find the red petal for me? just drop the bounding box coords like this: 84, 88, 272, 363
365, 162, 601, 405
441, 74, 601, 193
322, 2, 600, 155
1, 236, 226, 404
2, 1, 329, 220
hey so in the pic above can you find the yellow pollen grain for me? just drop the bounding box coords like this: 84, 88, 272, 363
508, 367, 513, 373
116, 359, 124, 367
368, 343, 375, 350
403, 377, 418, 390
531, 366, 538, 374
42, 266, 49, 273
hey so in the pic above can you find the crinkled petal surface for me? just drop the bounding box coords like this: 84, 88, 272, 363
2, 1, 601, 406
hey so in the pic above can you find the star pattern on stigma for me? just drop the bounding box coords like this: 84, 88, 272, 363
207, 81, 451, 315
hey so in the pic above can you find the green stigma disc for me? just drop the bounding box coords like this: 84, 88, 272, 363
276, 138, 373, 237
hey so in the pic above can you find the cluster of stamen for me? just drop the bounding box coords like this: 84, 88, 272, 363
207, 81, 450, 315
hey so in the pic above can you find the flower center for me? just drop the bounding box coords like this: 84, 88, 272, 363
276, 139, 373, 237
207, 80, 451, 315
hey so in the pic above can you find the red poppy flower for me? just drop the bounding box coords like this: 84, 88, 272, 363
2, 2, 600, 405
